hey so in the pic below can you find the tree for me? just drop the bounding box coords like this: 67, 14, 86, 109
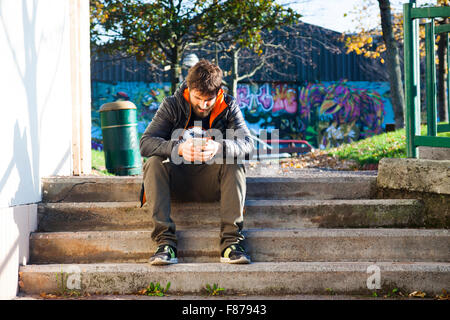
436, 1, 449, 122
198, 37, 294, 97
342, 0, 450, 127
378, 0, 405, 129
90, 0, 300, 95
91, 0, 225, 93
198, 27, 302, 98
205, 0, 300, 97
195, 20, 345, 97
342, 0, 405, 129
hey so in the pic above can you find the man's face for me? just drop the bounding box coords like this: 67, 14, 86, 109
189, 89, 217, 118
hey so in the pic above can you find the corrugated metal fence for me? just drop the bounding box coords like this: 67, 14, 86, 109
91, 22, 386, 84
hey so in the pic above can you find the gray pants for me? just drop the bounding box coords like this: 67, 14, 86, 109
142, 156, 246, 253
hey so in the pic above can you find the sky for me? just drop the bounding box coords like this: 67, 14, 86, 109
278, 0, 438, 33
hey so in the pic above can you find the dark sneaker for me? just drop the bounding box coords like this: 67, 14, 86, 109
220, 244, 251, 264
149, 245, 178, 265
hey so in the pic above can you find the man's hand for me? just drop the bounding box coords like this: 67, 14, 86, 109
201, 139, 221, 161
178, 138, 221, 162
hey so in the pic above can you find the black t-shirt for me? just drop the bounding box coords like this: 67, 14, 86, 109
186, 112, 211, 131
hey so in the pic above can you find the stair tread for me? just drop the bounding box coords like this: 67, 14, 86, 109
36, 198, 426, 231
42, 174, 378, 182
20, 261, 450, 272
30, 228, 449, 238
41, 174, 378, 202
39, 198, 423, 206
19, 261, 449, 295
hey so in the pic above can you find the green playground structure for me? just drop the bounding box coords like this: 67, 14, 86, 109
403, 1, 450, 157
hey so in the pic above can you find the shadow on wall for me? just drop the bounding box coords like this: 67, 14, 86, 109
0, 1, 40, 297
0, 0, 70, 205
0, 0, 74, 297
0, 0, 40, 205
0, 203, 38, 299
0, 122, 39, 297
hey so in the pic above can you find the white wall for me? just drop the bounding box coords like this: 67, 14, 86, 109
0, 0, 90, 299
0, 205, 37, 299
0, 0, 73, 206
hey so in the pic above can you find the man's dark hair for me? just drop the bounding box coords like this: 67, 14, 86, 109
186, 59, 223, 97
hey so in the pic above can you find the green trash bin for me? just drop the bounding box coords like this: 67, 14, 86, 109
100, 101, 142, 176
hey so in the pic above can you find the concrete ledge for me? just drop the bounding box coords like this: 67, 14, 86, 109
29, 228, 450, 264
19, 262, 450, 295
37, 199, 425, 231
377, 158, 450, 194
376, 189, 449, 228
41, 175, 377, 202
418, 146, 450, 160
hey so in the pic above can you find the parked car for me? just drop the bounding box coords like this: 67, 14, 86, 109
263, 139, 312, 155
248, 130, 312, 160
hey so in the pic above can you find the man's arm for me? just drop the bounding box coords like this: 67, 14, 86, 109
139, 98, 180, 158
221, 101, 255, 160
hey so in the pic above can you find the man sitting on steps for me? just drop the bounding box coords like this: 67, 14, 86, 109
139, 59, 255, 265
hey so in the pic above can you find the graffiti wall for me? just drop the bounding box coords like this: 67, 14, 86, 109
91, 81, 172, 150
91, 80, 393, 150
237, 81, 392, 149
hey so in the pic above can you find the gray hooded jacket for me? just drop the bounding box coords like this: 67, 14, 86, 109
139, 82, 255, 161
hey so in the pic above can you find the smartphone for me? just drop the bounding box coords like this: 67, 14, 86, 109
192, 137, 207, 148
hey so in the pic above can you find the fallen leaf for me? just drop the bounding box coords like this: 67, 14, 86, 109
436, 289, 449, 300
39, 292, 58, 299
409, 291, 426, 298
137, 289, 147, 295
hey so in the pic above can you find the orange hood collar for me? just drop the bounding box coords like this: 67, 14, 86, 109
183, 88, 227, 128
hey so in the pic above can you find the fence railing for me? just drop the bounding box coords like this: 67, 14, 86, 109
403, 2, 450, 157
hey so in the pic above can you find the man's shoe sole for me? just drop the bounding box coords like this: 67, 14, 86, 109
220, 257, 251, 264
149, 258, 178, 266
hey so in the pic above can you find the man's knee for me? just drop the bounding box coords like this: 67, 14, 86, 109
222, 163, 245, 174
143, 156, 167, 176
220, 163, 246, 182
144, 156, 165, 169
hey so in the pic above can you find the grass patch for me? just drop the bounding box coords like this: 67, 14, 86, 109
327, 124, 450, 166
91, 149, 114, 176
327, 130, 407, 166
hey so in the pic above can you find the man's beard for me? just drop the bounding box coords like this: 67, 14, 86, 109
192, 105, 213, 118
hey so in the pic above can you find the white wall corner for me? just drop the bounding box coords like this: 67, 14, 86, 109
0, 204, 37, 300
70, 0, 91, 175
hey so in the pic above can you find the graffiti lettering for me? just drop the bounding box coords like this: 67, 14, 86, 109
236, 85, 253, 110
91, 80, 390, 151
272, 83, 297, 114
256, 83, 274, 111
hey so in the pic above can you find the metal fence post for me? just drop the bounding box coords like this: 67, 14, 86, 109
404, 2, 418, 158
425, 20, 437, 137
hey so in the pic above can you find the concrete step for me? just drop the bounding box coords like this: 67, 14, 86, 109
41, 175, 377, 202
19, 261, 450, 295
29, 228, 449, 264
37, 199, 425, 232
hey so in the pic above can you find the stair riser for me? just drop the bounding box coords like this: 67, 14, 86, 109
19, 263, 450, 295
29, 231, 450, 264
42, 177, 377, 202
37, 200, 425, 232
